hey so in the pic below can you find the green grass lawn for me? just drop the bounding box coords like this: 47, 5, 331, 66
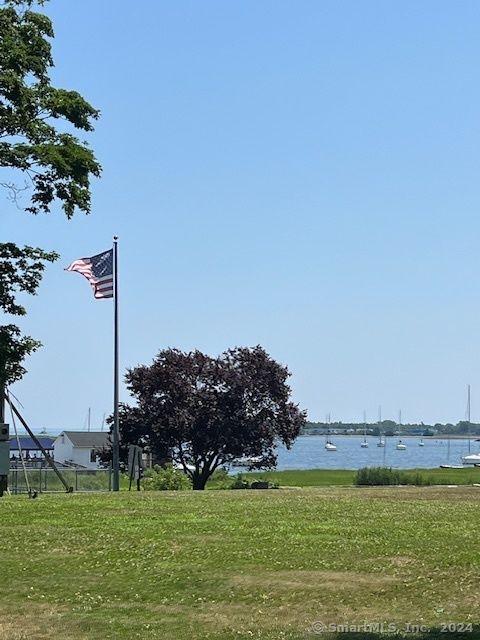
242, 467, 480, 487
2, 487, 480, 640
241, 468, 356, 486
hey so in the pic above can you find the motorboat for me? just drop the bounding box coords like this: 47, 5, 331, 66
461, 453, 480, 465
419, 439, 425, 447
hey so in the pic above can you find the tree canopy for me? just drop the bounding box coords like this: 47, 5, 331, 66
0, 0, 101, 389
114, 346, 306, 489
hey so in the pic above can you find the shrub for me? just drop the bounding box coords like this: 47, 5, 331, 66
354, 467, 433, 486
230, 474, 250, 490
206, 468, 232, 489
141, 464, 192, 491
229, 474, 279, 490
400, 471, 432, 486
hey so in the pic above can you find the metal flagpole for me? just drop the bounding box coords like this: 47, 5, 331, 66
112, 236, 120, 491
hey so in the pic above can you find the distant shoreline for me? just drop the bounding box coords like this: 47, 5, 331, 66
301, 433, 480, 440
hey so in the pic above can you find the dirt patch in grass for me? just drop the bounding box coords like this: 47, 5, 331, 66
0, 604, 69, 640
388, 555, 417, 567
196, 600, 317, 635
229, 569, 397, 593
344, 485, 480, 501
195, 598, 416, 636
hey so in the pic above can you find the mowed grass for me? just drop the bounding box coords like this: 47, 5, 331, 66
1, 487, 480, 640
243, 467, 480, 487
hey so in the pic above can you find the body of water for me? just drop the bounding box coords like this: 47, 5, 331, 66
268, 435, 480, 470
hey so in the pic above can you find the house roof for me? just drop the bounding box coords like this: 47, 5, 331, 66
9, 436, 55, 451
58, 431, 109, 449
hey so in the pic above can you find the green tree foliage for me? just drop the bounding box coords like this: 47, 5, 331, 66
113, 346, 306, 490
0, 0, 101, 387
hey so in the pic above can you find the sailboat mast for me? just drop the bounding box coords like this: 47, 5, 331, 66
467, 384, 471, 453
468, 385, 471, 423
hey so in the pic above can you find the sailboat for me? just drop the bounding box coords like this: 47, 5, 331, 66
396, 409, 406, 449
376, 406, 385, 447
443, 386, 471, 468
419, 438, 425, 447
325, 414, 337, 451
440, 435, 462, 468
458, 384, 479, 466
462, 392, 480, 462
360, 410, 368, 448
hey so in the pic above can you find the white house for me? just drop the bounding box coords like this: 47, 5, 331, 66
54, 431, 109, 469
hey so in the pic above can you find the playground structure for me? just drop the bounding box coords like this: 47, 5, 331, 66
0, 391, 73, 497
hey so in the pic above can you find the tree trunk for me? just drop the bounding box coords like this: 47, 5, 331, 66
192, 472, 208, 490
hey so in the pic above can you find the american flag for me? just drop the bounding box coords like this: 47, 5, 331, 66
66, 249, 114, 299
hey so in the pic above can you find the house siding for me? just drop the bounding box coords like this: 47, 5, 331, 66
54, 434, 104, 469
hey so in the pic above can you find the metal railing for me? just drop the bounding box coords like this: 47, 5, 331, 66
8, 467, 112, 494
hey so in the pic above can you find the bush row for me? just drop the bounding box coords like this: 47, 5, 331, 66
141, 466, 278, 491
354, 467, 434, 486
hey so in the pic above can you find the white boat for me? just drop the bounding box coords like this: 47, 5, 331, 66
377, 406, 385, 446
376, 408, 385, 447
466, 384, 473, 457
450, 385, 474, 466
396, 410, 406, 449
325, 415, 336, 451
173, 460, 196, 472
461, 453, 480, 465
360, 410, 369, 448
234, 455, 263, 467
377, 428, 385, 447
419, 439, 425, 447
440, 464, 464, 469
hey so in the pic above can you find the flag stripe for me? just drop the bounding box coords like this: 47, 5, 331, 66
65, 249, 114, 300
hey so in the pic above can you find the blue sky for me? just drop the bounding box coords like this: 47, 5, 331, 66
4, 0, 480, 429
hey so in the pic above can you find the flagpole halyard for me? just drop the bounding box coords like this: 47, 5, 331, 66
112, 235, 120, 491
